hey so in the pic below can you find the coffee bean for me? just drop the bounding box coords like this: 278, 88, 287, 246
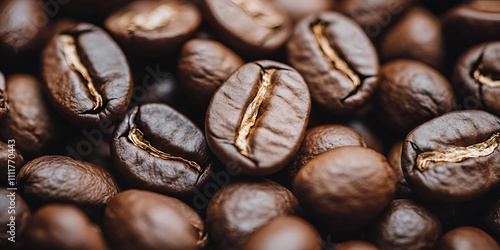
0, 0, 50, 56
17, 155, 119, 216
270, 0, 334, 23
283, 124, 366, 186
379, 7, 445, 71
201, 0, 292, 57
41, 23, 133, 128
452, 42, 500, 116
293, 146, 396, 231
0, 74, 60, 158
0, 72, 6, 118
402, 110, 500, 202
206, 178, 298, 250
387, 142, 413, 199
242, 216, 322, 250
178, 38, 244, 107
105, 0, 201, 58
26, 204, 108, 250
0, 140, 24, 187
206, 60, 310, 175
103, 189, 207, 250
112, 103, 214, 197
434, 227, 500, 250
0, 188, 30, 250
287, 12, 379, 114
331, 241, 378, 250
375, 60, 456, 134
442, 1, 500, 58
336, 0, 413, 40
368, 199, 441, 249
60, 0, 133, 15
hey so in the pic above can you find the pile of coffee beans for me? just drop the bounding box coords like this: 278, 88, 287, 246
1, 0, 500, 249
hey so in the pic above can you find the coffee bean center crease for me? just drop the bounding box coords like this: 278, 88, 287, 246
127, 109, 202, 172
311, 20, 361, 94
120, 4, 179, 31
59, 34, 103, 111
416, 132, 500, 171
0, 90, 5, 108
230, 0, 282, 29
234, 66, 277, 158
473, 63, 500, 87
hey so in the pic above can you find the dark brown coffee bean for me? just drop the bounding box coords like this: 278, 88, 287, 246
369, 199, 441, 250
242, 216, 322, 250
442, 1, 500, 58
206, 60, 310, 176
112, 103, 214, 197
0, 0, 50, 55
293, 146, 396, 231
0, 72, 6, 118
60, 0, 133, 15
287, 12, 379, 114
17, 155, 119, 216
387, 142, 413, 198
0, 140, 24, 187
103, 189, 207, 250
206, 178, 298, 250
0, 74, 59, 158
105, 0, 201, 58
336, 0, 413, 40
452, 42, 500, 116
331, 241, 378, 250
434, 227, 500, 250
402, 110, 500, 202
271, 0, 334, 23
345, 119, 385, 153
201, 0, 293, 57
41, 23, 133, 128
178, 39, 244, 107
375, 60, 456, 134
0, 188, 30, 250
379, 7, 445, 71
283, 125, 366, 186
25, 204, 108, 250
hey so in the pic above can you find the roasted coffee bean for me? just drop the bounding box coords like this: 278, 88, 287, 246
345, 119, 385, 153
293, 146, 396, 231
442, 1, 500, 58
287, 12, 379, 114
60, 0, 132, 15
206, 60, 310, 175
112, 103, 214, 197
206, 178, 298, 250
103, 189, 207, 250
41, 23, 133, 128
0, 188, 30, 250
379, 7, 445, 71
242, 216, 322, 250
375, 60, 456, 134
434, 227, 500, 250
178, 39, 244, 107
0, 74, 59, 158
0, 72, 6, 118
25, 204, 108, 250
201, 0, 292, 57
369, 199, 441, 250
387, 142, 413, 198
283, 125, 366, 186
0, 0, 50, 55
331, 241, 378, 250
0, 140, 24, 187
452, 42, 500, 116
17, 155, 119, 216
105, 0, 201, 58
336, 0, 413, 40
402, 110, 500, 202
271, 0, 334, 23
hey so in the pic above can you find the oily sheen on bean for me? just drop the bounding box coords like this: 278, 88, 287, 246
206, 60, 310, 175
